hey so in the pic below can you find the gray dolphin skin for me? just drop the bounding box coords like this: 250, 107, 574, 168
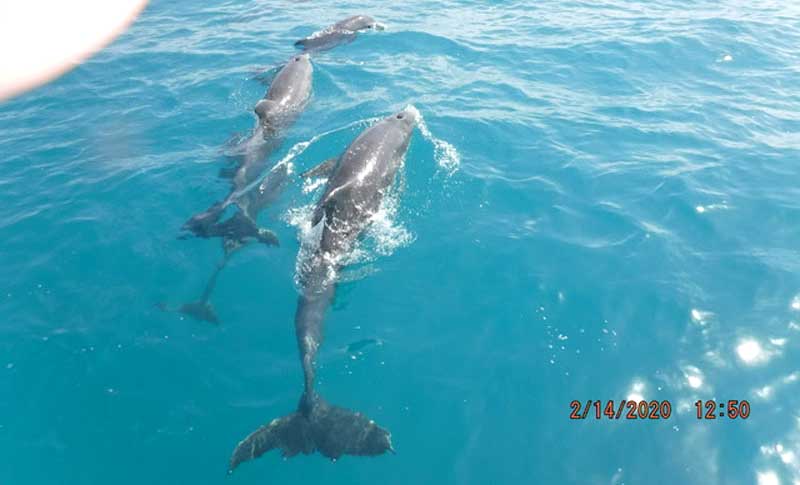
167, 161, 294, 324
295, 15, 384, 53
228, 107, 419, 472
167, 54, 312, 323
182, 53, 313, 243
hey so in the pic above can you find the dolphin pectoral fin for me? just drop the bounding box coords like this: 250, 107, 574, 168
228, 394, 392, 473
222, 131, 247, 152
219, 134, 248, 177
300, 157, 338, 179
250, 64, 282, 86
311, 204, 326, 227
218, 165, 239, 179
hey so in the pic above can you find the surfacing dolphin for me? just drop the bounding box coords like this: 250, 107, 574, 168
228, 107, 419, 472
182, 53, 313, 245
295, 15, 384, 53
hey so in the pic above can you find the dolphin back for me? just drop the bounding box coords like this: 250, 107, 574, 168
294, 31, 357, 53
294, 15, 378, 53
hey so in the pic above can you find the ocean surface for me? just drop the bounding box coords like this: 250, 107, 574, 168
2, 1, 800, 484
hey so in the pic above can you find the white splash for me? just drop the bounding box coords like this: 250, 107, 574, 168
302, 176, 327, 194
408, 104, 461, 175
363, 191, 415, 257
284, 203, 326, 288
284, 190, 413, 288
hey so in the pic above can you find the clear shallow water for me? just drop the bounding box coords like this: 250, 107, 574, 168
2, 1, 800, 483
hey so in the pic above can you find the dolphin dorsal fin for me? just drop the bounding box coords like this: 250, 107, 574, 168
250, 64, 282, 86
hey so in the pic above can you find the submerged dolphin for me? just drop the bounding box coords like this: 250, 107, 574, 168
165, 164, 294, 323
228, 107, 419, 472
167, 54, 312, 323
295, 15, 384, 53
183, 53, 313, 244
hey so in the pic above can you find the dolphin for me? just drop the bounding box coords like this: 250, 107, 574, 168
167, 55, 311, 323
228, 107, 419, 472
182, 53, 313, 243
295, 15, 384, 53
166, 157, 296, 324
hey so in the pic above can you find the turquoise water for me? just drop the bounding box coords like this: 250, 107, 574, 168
2, 1, 800, 483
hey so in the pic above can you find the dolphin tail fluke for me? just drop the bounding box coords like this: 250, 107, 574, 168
155, 300, 219, 324
228, 392, 393, 473
178, 300, 219, 324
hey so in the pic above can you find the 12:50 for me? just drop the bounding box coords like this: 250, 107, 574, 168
695, 399, 751, 419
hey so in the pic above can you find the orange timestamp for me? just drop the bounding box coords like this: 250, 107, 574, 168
569, 400, 673, 420
694, 400, 751, 419
569, 399, 752, 420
